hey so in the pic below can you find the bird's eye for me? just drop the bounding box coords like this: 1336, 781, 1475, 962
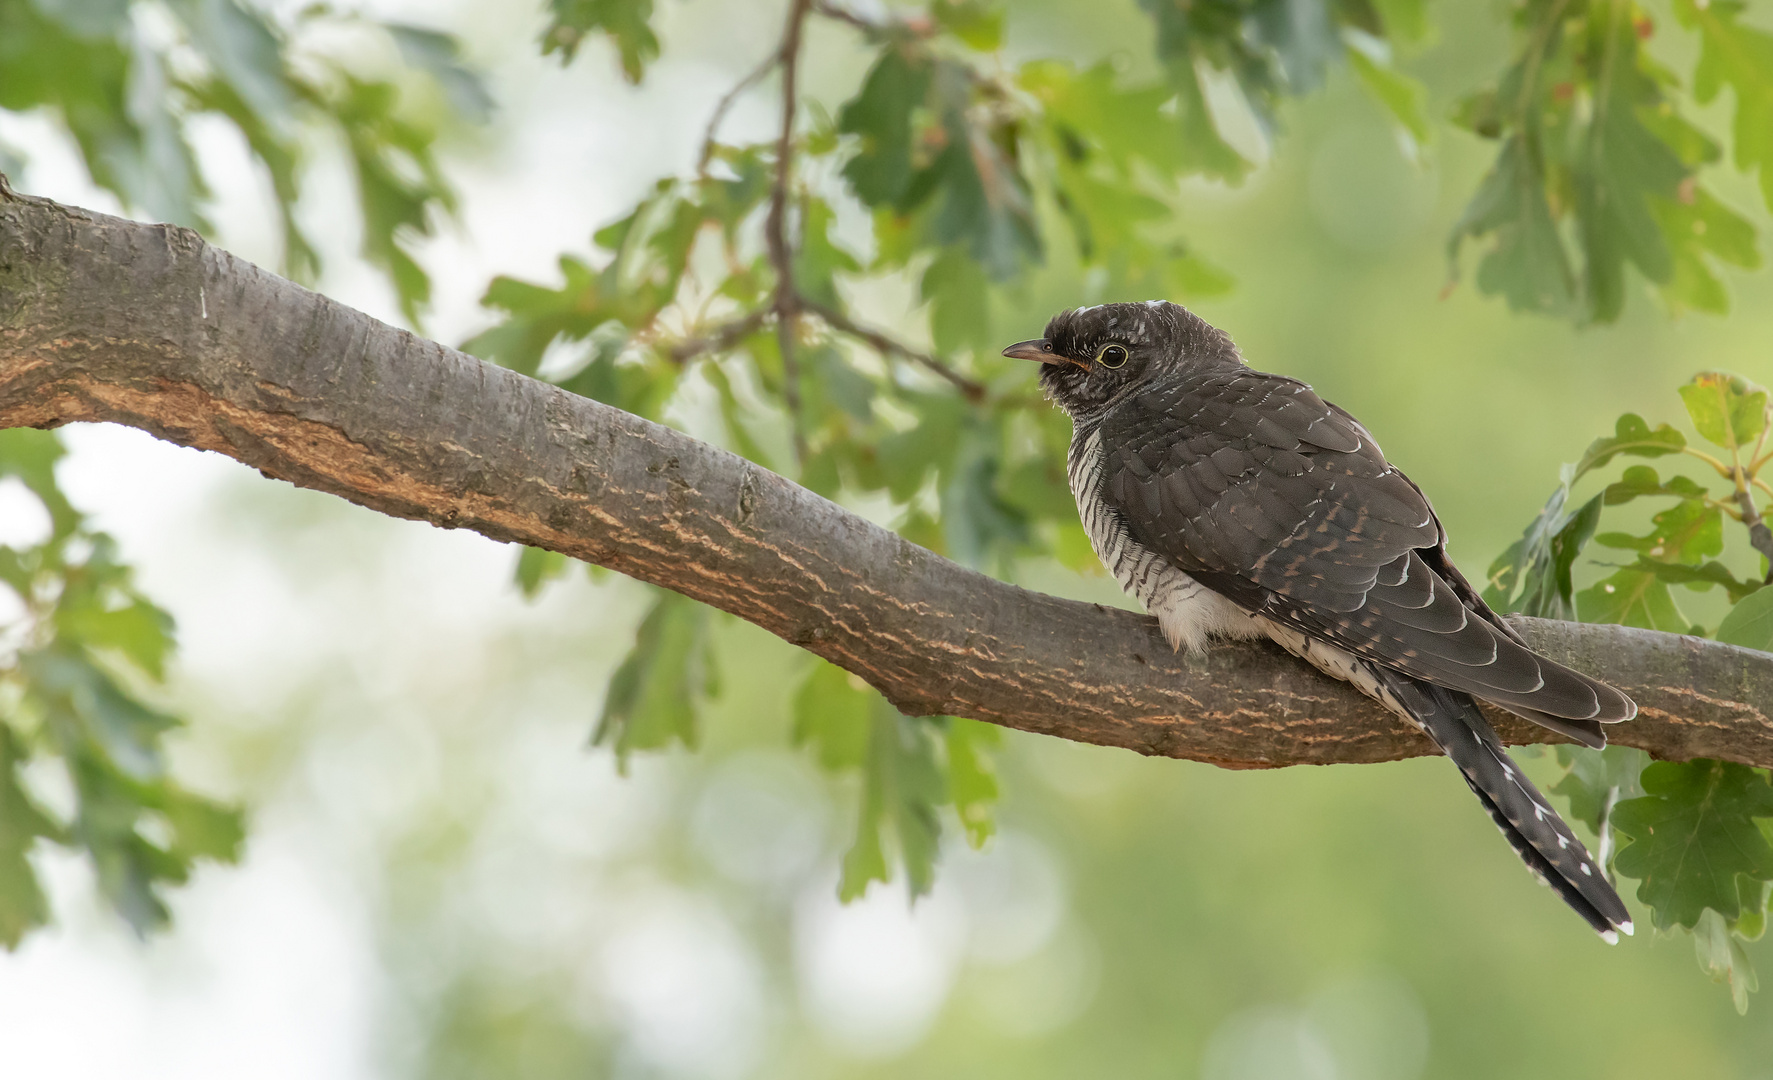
1095, 343, 1129, 368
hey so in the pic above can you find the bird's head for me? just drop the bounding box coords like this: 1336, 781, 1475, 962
1003, 300, 1241, 416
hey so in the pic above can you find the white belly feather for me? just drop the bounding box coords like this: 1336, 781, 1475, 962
1067, 429, 1262, 654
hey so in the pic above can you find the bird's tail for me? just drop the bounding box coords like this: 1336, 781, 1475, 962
1375, 669, 1633, 942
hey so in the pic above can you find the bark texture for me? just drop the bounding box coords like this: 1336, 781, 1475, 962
3, 189, 1770, 769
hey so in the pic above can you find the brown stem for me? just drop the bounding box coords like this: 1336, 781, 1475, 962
667, 309, 770, 365
696, 53, 780, 178
4, 192, 1772, 771
1731, 471, 1773, 583
766, 0, 814, 464
799, 298, 985, 402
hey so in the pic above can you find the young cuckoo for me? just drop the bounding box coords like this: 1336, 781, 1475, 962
1006, 300, 1636, 941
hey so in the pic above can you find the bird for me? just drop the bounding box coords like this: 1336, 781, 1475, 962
1004, 300, 1637, 941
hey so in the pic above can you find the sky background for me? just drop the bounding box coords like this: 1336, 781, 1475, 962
3, 0, 1773, 1077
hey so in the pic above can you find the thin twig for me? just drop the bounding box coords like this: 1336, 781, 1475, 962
800, 298, 986, 402
766, 0, 815, 464
667, 309, 770, 365
696, 53, 780, 178
1731, 470, 1773, 581
811, 1, 930, 38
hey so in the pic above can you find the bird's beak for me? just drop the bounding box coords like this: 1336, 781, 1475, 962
1002, 338, 1065, 364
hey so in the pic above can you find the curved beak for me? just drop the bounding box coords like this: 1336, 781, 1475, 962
1002, 338, 1062, 364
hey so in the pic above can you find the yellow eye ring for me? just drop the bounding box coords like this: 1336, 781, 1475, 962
1095, 343, 1129, 368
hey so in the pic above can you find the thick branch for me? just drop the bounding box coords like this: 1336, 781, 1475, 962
3, 192, 1771, 769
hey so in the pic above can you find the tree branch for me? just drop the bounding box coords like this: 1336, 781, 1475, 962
4, 192, 1771, 770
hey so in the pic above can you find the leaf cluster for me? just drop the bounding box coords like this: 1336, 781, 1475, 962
1497, 373, 1773, 1009
1447, 0, 1768, 322
0, 430, 241, 948
0, 0, 489, 324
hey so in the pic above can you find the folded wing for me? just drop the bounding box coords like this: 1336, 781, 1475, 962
1097, 370, 1636, 732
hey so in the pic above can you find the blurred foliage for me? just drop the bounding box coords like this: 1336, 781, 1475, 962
1446, 0, 1765, 321
0, 0, 484, 324
1489, 372, 1773, 1008
0, 0, 487, 943
6, 0, 1773, 1023
0, 430, 242, 947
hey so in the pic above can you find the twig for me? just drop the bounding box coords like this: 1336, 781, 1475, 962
811, 1, 930, 38
800, 298, 986, 402
766, 0, 815, 464
696, 53, 780, 178
1731, 471, 1773, 582
666, 309, 770, 364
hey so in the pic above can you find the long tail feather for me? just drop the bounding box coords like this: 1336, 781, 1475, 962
1376, 670, 1633, 941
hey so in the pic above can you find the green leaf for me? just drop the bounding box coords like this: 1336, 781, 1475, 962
921, 244, 990, 357
0, 725, 60, 950
1484, 484, 1600, 619
1679, 371, 1769, 451
22, 647, 242, 936
387, 24, 495, 124
1594, 498, 1723, 565
839, 48, 931, 209
514, 546, 570, 599
1575, 413, 1688, 476
1637, 559, 1762, 605
792, 196, 861, 310
1371, 0, 1429, 43
1569, 8, 1687, 321
793, 663, 999, 896
1343, 31, 1431, 149
1717, 587, 1773, 652
1447, 137, 1575, 316
328, 75, 455, 326
933, 0, 1004, 51
939, 426, 1030, 569
945, 717, 999, 848
1577, 565, 1690, 632
54, 597, 176, 681
1694, 906, 1759, 1014
793, 661, 874, 771
1552, 744, 1649, 834
1677, 0, 1773, 212
1602, 464, 1710, 506
593, 591, 716, 772
170, 0, 293, 122
1653, 186, 1761, 316
1018, 60, 1189, 178
1612, 760, 1773, 931
842, 703, 945, 901
542, 0, 659, 83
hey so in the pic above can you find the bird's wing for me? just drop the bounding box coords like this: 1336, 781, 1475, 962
1096, 369, 1635, 726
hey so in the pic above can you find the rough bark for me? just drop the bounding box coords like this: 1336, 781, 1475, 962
3, 188, 1770, 769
